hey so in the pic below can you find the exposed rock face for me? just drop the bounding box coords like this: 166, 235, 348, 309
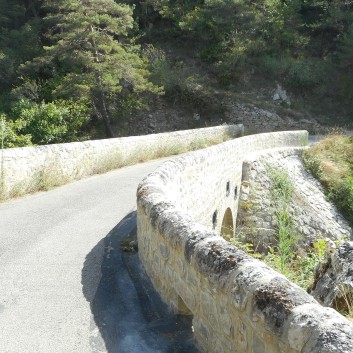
226, 102, 327, 134
310, 242, 353, 310
273, 84, 291, 106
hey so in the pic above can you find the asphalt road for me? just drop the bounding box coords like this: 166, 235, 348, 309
0, 158, 197, 353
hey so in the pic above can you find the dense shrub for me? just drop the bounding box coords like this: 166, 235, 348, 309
303, 135, 353, 224
1, 99, 90, 146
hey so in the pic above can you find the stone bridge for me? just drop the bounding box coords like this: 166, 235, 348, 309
136, 130, 353, 353
2, 125, 353, 352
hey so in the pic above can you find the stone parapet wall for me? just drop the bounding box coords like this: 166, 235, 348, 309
137, 131, 353, 353
0, 125, 243, 198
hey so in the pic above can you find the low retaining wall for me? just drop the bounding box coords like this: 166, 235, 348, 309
238, 148, 351, 251
137, 131, 353, 353
0, 125, 243, 198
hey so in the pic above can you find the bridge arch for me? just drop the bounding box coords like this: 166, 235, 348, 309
220, 207, 234, 240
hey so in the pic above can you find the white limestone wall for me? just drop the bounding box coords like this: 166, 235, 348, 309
137, 131, 353, 353
0, 125, 243, 198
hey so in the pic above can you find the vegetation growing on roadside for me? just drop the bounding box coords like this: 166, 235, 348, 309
303, 134, 353, 224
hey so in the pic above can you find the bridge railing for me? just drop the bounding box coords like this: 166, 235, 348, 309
0, 124, 243, 200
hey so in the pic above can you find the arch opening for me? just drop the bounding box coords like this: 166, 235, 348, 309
220, 208, 234, 241
212, 210, 218, 229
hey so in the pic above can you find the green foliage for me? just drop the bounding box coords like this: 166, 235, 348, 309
10, 99, 90, 145
275, 208, 297, 271
0, 99, 90, 148
268, 165, 294, 203
144, 45, 185, 92
336, 24, 353, 101
143, 44, 222, 114
151, 0, 309, 64
257, 166, 325, 289
0, 0, 352, 146
266, 166, 298, 275
146, 0, 353, 106
30, 0, 162, 137
262, 56, 328, 90
0, 0, 43, 91
328, 176, 353, 222
337, 24, 353, 70
303, 150, 323, 178
230, 237, 262, 258
303, 134, 353, 224
313, 238, 327, 258
265, 239, 326, 289
0, 0, 162, 142
0, 114, 32, 148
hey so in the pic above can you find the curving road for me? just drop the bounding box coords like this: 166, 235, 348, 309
0, 158, 197, 353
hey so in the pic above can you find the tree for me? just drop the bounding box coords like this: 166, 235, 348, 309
0, 0, 42, 93
22, 0, 161, 137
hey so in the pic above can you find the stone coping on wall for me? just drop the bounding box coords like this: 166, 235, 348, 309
0, 124, 243, 198
137, 131, 353, 353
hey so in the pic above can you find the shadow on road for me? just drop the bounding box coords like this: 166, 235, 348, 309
82, 211, 199, 353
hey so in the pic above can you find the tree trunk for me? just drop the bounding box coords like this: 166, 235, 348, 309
92, 95, 115, 138
100, 92, 115, 138
24, 0, 39, 19
90, 25, 115, 138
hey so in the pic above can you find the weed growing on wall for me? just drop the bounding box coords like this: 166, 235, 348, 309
3, 163, 71, 200
233, 165, 328, 290
300, 133, 309, 147
265, 166, 328, 288
264, 166, 300, 280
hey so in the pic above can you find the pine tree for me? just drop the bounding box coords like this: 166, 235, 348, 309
0, 0, 42, 101
26, 0, 160, 137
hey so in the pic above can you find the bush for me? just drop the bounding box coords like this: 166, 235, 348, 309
0, 114, 32, 148
303, 134, 353, 224
144, 45, 191, 95
262, 56, 327, 90
12, 99, 90, 145
328, 176, 353, 223
302, 150, 322, 178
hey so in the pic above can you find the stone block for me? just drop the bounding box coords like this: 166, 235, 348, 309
234, 320, 248, 351
253, 334, 266, 353
159, 243, 170, 258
